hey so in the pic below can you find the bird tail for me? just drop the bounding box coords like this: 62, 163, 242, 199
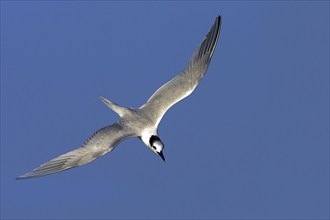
100, 96, 131, 117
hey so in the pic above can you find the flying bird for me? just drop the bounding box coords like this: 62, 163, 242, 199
18, 16, 222, 179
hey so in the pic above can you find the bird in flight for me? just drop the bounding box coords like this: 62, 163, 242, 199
18, 16, 222, 179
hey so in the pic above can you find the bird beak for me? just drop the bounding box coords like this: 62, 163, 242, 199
158, 151, 165, 162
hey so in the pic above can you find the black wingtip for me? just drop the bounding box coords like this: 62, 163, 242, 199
16, 174, 31, 180
16, 173, 39, 180
217, 15, 222, 31
215, 15, 222, 32
206, 15, 221, 59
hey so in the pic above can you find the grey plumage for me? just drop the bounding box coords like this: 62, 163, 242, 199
17, 16, 222, 179
140, 16, 221, 126
18, 124, 135, 179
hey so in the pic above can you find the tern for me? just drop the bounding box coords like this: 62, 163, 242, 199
18, 16, 222, 179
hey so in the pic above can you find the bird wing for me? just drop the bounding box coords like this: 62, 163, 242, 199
17, 123, 135, 179
140, 16, 221, 126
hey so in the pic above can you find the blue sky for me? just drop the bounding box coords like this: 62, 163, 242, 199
1, 1, 329, 219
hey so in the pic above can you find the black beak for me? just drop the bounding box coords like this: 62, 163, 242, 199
158, 151, 165, 162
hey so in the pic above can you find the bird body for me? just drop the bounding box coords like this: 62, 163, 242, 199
18, 16, 222, 179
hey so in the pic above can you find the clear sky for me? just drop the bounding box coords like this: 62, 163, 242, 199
1, 1, 329, 219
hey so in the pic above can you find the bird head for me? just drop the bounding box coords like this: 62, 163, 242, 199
149, 135, 165, 162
